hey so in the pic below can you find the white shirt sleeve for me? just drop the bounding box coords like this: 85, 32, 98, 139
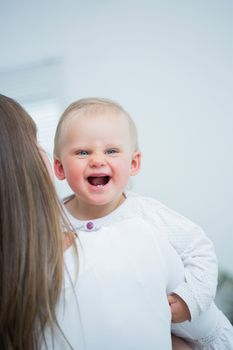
139, 195, 218, 320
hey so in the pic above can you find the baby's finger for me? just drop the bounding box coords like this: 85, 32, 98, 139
168, 295, 176, 305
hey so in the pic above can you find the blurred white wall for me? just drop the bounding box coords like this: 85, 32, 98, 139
1, 0, 232, 274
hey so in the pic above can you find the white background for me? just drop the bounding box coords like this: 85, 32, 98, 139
0, 0, 232, 274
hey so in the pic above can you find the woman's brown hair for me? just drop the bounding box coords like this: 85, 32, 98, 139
0, 94, 65, 349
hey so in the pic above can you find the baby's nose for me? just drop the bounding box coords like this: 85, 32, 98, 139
89, 153, 106, 167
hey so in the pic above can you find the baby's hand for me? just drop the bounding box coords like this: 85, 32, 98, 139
168, 293, 191, 323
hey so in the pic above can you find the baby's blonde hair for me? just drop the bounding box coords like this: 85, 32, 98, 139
54, 97, 139, 157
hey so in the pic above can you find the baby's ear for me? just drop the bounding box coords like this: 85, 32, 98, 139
130, 151, 141, 176
54, 158, 66, 180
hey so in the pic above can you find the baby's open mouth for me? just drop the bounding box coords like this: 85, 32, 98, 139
87, 176, 110, 186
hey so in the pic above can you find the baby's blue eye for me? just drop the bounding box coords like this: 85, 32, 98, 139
106, 149, 118, 155
77, 150, 89, 157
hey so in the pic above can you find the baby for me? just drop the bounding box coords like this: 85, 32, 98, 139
53, 97, 233, 349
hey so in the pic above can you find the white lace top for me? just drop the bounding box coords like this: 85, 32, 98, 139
42, 192, 233, 350
64, 191, 218, 320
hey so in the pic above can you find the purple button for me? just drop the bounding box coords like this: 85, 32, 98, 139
86, 222, 94, 230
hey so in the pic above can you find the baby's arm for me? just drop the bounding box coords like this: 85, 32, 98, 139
168, 223, 218, 320
141, 197, 218, 320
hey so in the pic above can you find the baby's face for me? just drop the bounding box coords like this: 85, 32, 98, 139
55, 110, 140, 210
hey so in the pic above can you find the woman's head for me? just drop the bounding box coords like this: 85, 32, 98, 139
0, 94, 64, 350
